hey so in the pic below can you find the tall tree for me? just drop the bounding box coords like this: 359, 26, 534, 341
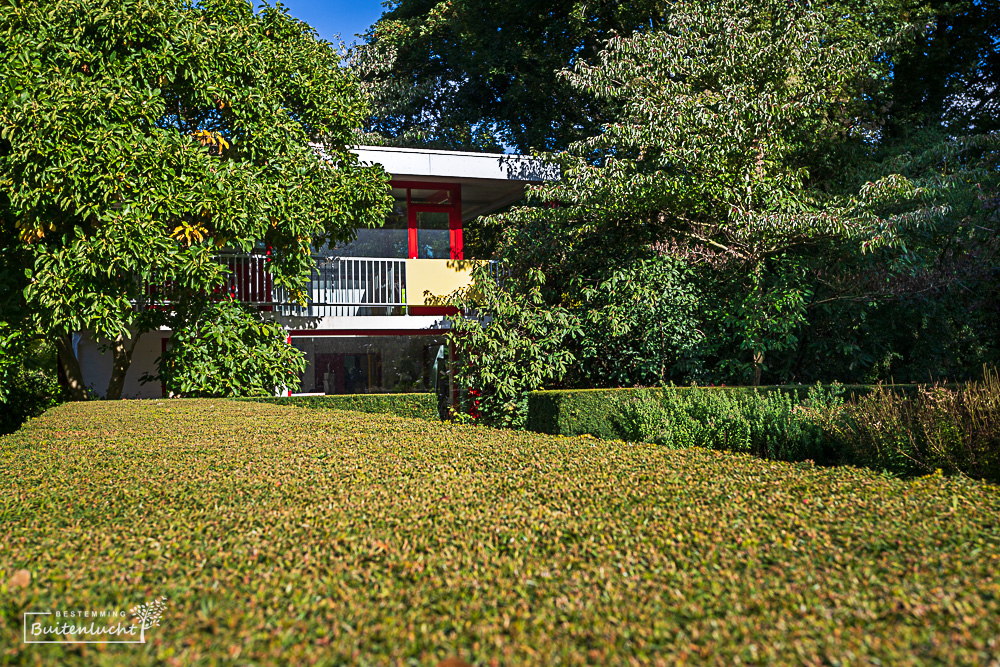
353, 0, 668, 152
0, 0, 391, 399
490, 0, 916, 378
356, 0, 1000, 153
881, 0, 1000, 135
449, 0, 1000, 418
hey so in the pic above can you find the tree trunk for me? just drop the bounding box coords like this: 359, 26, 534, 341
106, 332, 139, 400
752, 351, 764, 387
54, 334, 88, 400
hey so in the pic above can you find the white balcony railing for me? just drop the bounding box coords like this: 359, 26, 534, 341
140, 254, 495, 316
276, 256, 407, 317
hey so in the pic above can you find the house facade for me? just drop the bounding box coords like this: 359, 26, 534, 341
75, 146, 558, 399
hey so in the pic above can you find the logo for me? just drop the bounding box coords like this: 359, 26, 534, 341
23, 597, 168, 644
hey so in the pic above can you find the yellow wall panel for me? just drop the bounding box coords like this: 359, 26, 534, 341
404, 259, 485, 305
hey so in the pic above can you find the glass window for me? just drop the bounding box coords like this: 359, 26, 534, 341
410, 188, 452, 205
333, 228, 408, 258
332, 196, 408, 258
291, 335, 447, 394
416, 211, 450, 259
386, 192, 408, 229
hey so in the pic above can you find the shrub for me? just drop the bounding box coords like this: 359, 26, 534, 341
527, 384, 878, 440
527, 387, 654, 439
611, 384, 836, 461
609, 390, 666, 443
602, 378, 1000, 482
3, 399, 999, 664
448, 271, 580, 430
144, 301, 306, 397
0, 368, 62, 434
240, 393, 439, 421
838, 370, 1000, 481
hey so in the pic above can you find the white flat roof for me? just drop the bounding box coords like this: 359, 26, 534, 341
350, 145, 560, 183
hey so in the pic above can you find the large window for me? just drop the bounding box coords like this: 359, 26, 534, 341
332, 182, 462, 259
292, 335, 448, 394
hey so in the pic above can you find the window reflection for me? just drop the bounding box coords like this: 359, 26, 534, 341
329, 185, 459, 259
416, 211, 450, 259
410, 188, 451, 205
333, 195, 408, 258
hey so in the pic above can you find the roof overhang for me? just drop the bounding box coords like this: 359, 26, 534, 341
349, 145, 560, 222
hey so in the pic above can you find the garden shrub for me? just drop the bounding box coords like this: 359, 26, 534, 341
611, 384, 836, 462
596, 375, 1000, 482
526, 384, 881, 440
0, 368, 62, 434
838, 370, 1000, 481
240, 393, 439, 421
4, 399, 999, 664
145, 301, 306, 398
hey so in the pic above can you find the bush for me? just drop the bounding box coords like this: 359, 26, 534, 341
240, 393, 439, 421
448, 270, 579, 430
587, 377, 1000, 483
526, 384, 885, 440
0, 368, 62, 434
145, 301, 306, 397
3, 399, 999, 664
611, 384, 837, 461
528, 387, 661, 439
837, 370, 1000, 481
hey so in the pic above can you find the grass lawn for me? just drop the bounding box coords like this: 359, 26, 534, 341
2, 399, 999, 665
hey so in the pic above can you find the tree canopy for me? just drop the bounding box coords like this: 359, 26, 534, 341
437, 0, 999, 424
356, 0, 998, 152
353, 0, 669, 152
0, 0, 391, 398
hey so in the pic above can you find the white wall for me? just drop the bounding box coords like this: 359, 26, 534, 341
77, 330, 169, 399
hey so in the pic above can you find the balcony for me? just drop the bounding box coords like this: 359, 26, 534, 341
142, 253, 493, 319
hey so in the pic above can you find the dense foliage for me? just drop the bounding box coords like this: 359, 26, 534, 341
0, 368, 61, 435
0, 0, 391, 399
447, 268, 580, 428
526, 384, 916, 440
356, 0, 999, 150
835, 373, 1000, 480
353, 0, 668, 152
439, 0, 999, 424
575, 375, 1000, 482
0, 335, 62, 434
2, 400, 999, 663
145, 301, 304, 398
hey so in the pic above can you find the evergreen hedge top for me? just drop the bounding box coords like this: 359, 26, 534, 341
2, 399, 998, 664
238, 392, 439, 421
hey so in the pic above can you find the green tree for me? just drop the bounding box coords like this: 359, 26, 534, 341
447, 267, 580, 428
456, 0, 999, 397
488, 0, 911, 382
0, 0, 391, 399
879, 0, 1000, 136
352, 0, 668, 152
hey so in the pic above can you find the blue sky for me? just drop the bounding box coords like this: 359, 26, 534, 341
276, 0, 387, 45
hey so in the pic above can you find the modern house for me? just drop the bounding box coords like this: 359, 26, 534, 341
75, 146, 558, 398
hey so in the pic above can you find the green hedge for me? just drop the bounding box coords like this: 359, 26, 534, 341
238, 393, 439, 421
5, 399, 999, 663
526, 385, 919, 439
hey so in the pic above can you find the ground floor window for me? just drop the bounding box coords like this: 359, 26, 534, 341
291, 335, 447, 394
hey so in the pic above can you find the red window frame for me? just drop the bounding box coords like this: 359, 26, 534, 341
391, 180, 463, 260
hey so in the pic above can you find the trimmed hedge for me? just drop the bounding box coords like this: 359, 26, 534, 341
239, 392, 439, 421
2, 400, 999, 664
526, 384, 919, 439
